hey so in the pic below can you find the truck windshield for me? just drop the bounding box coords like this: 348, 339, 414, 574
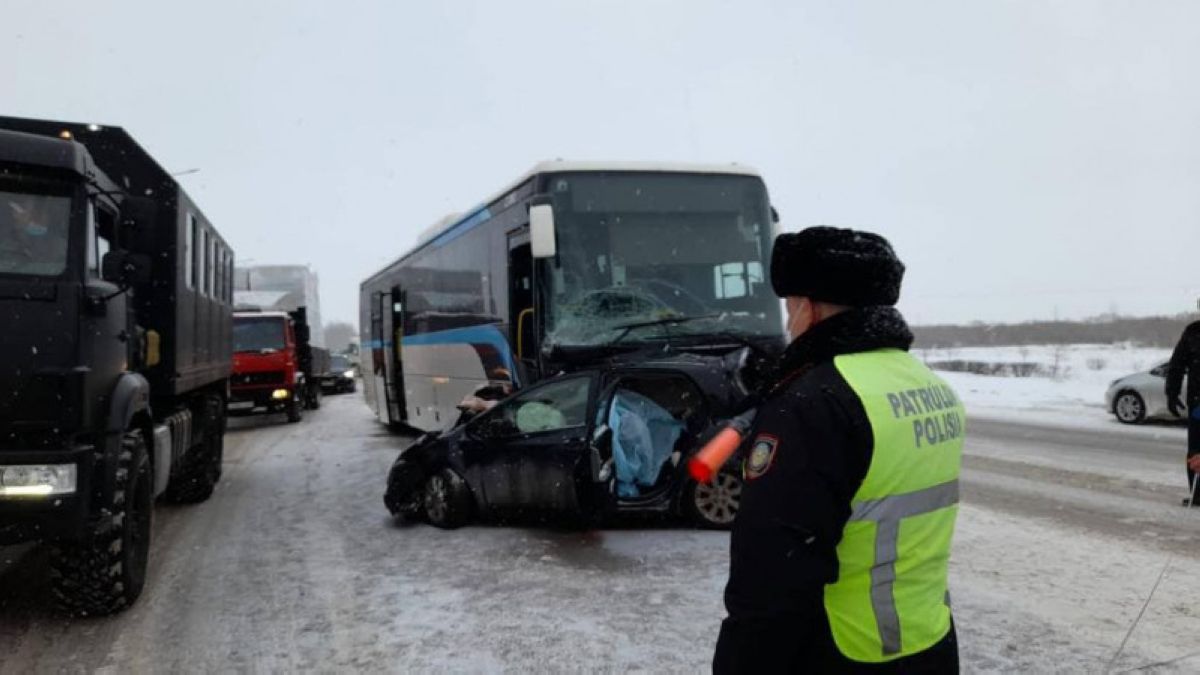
543, 172, 781, 346
0, 179, 73, 278
233, 317, 287, 353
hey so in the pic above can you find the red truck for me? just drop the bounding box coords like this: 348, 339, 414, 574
229, 308, 327, 422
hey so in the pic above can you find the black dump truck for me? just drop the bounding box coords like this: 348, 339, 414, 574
0, 117, 234, 616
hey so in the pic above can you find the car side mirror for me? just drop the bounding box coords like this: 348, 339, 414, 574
101, 250, 152, 285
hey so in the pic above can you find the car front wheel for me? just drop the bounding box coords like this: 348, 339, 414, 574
423, 468, 473, 529
1114, 390, 1147, 424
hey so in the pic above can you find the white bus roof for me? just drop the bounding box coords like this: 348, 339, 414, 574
371, 160, 764, 284
527, 160, 760, 177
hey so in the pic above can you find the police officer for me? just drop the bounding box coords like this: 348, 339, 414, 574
714, 227, 962, 673
1166, 300, 1200, 507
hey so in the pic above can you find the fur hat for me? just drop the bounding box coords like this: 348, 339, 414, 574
770, 226, 905, 306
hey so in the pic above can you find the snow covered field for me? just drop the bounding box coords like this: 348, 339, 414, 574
914, 343, 1182, 433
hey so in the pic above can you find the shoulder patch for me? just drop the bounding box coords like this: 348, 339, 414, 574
745, 434, 779, 480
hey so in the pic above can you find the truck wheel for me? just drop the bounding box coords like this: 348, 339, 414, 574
423, 468, 473, 529
163, 399, 223, 503
310, 386, 322, 410
681, 469, 742, 530
286, 395, 303, 423
50, 430, 153, 617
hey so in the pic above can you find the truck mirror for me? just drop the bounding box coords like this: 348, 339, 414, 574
119, 196, 158, 250
529, 203, 557, 259
101, 250, 152, 286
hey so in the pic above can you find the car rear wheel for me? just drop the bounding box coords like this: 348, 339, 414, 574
1114, 390, 1146, 424
423, 468, 473, 529
683, 470, 742, 529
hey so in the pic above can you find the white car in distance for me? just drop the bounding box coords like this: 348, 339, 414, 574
1105, 362, 1187, 424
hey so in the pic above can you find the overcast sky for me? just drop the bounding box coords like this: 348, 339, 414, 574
3, 0, 1198, 326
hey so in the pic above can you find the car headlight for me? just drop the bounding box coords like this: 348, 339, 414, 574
344, 369, 355, 378
0, 464, 77, 497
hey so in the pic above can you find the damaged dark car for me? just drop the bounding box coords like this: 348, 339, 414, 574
384, 338, 775, 530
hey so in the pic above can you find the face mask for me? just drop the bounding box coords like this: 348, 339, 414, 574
785, 300, 810, 342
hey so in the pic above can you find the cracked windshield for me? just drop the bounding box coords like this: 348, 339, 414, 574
546, 173, 780, 345
1, 2, 1198, 673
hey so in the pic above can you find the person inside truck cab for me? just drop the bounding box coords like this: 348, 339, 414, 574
0, 194, 69, 276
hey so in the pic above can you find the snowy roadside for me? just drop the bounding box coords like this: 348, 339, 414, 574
952, 504, 1200, 673
913, 344, 1186, 438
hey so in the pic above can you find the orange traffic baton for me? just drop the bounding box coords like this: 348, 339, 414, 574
688, 409, 757, 484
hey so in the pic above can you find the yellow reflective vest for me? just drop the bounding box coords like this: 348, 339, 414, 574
825, 348, 964, 662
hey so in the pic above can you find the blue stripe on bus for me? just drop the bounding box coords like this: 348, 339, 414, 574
430, 207, 493, 248
401, 324, 518, 383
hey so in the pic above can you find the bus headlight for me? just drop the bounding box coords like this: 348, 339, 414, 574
271, 388, 290, 400
0, 464, 77, 497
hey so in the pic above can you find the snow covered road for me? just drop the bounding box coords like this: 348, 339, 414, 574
2, 394, 1199, 672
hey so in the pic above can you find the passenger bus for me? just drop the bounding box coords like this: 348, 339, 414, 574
360, 162, 784, 431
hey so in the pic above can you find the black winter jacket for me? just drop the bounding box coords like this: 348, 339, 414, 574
713, 307, 958, 674
1167, 321, 1200, 408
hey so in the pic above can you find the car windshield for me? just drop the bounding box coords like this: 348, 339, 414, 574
331, 355, 350, 370
233, 317, 286, 352
543, 173, 781, 346
0, 182, 72, 277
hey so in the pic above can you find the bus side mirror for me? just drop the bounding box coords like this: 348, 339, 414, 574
530, 204, 557, 259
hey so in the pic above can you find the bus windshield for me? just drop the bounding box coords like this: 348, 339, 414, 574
0, 181, 72, 278
234, 317, 287, 353
543, 172, 781, 346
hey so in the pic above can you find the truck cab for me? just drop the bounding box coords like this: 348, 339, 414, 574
0, 129, 137, 543
230, 311, 307, 421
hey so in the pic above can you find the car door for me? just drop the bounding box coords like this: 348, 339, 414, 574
462, 373, 598, 512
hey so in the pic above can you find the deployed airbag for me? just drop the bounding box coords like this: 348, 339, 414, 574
609, 389, 685, 498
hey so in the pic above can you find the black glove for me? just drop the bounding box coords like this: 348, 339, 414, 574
1168, 396, 1185, 418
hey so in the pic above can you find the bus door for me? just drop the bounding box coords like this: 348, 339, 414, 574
372, 291, 393, 421
388, 288, 407, 422
508, 231, 535, 383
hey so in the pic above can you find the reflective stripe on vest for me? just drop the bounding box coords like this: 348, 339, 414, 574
826, 349, 965, 663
